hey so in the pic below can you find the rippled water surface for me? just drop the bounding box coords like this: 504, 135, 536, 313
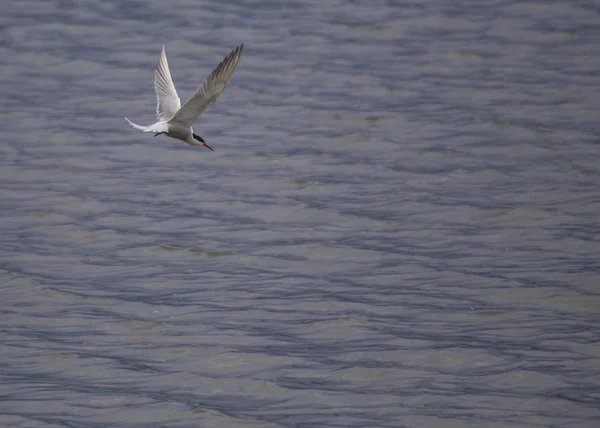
2, 1, 600, 427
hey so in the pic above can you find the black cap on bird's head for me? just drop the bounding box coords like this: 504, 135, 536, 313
193, 133, 213, 151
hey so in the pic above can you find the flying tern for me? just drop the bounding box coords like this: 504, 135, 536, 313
125, 44, 243, 150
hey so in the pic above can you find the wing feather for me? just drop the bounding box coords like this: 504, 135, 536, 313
169, 45, 243, 128
155, 45, 181, 121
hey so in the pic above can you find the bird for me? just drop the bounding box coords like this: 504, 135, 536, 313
125, 44, 243, 151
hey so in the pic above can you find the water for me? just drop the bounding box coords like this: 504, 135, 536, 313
1, 1, 600, 427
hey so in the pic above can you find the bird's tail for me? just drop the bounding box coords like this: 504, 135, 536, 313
125, 117, 150, 131
125, 118, 168, 133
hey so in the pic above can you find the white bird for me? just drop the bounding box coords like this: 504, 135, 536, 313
125, 44, 243, 151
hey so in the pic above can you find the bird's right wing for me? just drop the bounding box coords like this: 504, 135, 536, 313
169, 44, 243, 128
155, 45, 181, 121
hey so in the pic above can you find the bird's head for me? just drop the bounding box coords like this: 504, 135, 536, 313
193, 133, 214, 151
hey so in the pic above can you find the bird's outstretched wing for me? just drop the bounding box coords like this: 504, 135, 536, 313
169, 45, 243, 128
155, 45, 181, 121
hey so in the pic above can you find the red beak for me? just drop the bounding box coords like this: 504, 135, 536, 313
203, 142, 214, 151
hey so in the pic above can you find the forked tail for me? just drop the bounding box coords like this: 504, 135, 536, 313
125, 118, 168, 133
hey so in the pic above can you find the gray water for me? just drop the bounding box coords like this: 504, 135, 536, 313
1, 1, 600, 427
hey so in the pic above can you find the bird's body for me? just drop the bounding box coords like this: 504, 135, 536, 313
125, 44, 243, 150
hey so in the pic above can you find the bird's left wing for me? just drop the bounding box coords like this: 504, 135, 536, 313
155, 45, 181, 121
